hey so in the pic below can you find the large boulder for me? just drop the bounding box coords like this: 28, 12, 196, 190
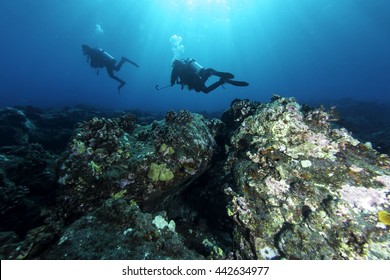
57, 110, 222, 219
218, 96, 390, 259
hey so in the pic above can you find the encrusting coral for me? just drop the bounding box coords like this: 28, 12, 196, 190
148, 162, 174, 181
378, 210, 390, 226
56, 110, 220, 216
2, 97, 389, 260
213, 96, 390, 259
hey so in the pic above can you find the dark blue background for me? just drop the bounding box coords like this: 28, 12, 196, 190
1, 0, 389, 112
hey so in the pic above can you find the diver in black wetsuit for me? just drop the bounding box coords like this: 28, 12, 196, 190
170, 58, 248, 94
81, 44, 139, 92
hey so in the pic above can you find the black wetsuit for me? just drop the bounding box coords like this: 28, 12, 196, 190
170, 59, 248, 94
82, 45, 139, 91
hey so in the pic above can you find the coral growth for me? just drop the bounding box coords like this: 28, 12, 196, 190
1, 97, 389, 260
148, 163, 174, 181
217, 96, 390, 259
56, 111, 218, 217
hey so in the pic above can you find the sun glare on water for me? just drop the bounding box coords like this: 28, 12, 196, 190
166, 0, 256, 11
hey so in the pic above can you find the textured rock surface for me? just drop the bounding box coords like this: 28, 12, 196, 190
1, 99, 389, 260
0, 107, 35, 146
57, 110, 221, 218
219, 96, 390, 259
40, 199, 203, 259
0, 144, 58, 237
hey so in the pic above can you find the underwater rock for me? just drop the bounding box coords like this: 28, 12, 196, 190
217, 96, 390, 259
39, 198, 203, 260
0, 224, 59, 260
0, 105, 131, 153
0, 144, 58, 238
1, 99, 389, 260
56, 110, 219, 219
160, 166, 235, 260
221, 98, 260, 131
311, 99, 390, 155
0, 107, 35, 146
22, 105, 123, 153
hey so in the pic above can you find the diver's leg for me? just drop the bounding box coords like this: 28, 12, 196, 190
199, 68, 213, 83
208, 69, 234, 80
114, 57, 139, 71
113, 58, 126, 71
122, 57, 140, 68
107, 67, 126, 91
202, 80, 224, 94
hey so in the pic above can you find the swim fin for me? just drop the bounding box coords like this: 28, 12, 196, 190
216, 72, 234, 79
225, 79, 249, 87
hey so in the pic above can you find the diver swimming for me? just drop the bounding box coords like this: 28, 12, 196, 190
81, 44, 139, 92
169, 58, 249, 94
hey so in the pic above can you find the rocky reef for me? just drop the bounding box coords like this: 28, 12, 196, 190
56, 110, 221, 217
218, 96, 390, 259
0, 97, 389, 260
308, 98, 390, 155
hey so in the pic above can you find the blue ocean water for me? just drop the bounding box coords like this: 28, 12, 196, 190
0, 0, 389, 113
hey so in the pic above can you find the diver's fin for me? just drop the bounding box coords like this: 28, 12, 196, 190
123, 57, 140, 68
215, 72, 234, 79
225, 79, 249, 87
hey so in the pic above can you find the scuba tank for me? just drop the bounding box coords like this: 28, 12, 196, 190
97, 48, 117, 65
188, 59, 203, 75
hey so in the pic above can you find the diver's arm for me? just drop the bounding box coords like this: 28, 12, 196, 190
170, 69, 179, 85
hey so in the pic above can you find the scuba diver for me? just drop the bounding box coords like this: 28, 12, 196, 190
170, 58, 249, 94
81, 44, 139, 92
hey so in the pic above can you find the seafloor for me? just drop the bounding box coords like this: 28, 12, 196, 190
1, 96, 389, 260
